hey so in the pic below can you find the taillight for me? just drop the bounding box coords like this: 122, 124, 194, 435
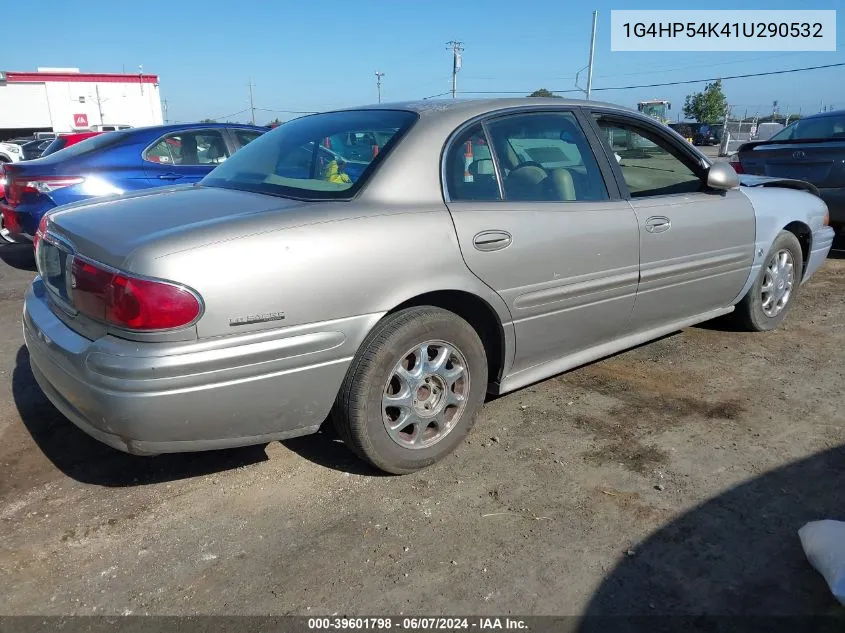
6, 176, 84, 205
70, 258, 201, 330
728, 160, 744, 174
32, 213, 50, 253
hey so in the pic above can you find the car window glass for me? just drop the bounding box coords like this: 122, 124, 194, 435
444, 124, 500, 202
202, 110, 417, 199
769, 115, 845, 141
144, 130, 230, 166
485, 112, 608, 202
595, 118, 703, 197
233, 129, 263, 147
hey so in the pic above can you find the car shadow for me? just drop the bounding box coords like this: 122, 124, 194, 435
0, 241, 36, 271
12, 346, 269, 487
282, 425, 386, 477
576, 444, 845, 630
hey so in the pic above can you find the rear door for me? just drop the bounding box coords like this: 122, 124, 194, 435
589, 111, 755, 331
444, 108, 640, 377
142, 128, 231, 185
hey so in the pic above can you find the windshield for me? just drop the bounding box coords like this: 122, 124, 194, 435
768, 114, 845, 142
201, 109, 418, 199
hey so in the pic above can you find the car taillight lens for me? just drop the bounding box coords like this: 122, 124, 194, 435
71, 258, 201, 330
728, 160, 744, 174
32, 213, 50, 253
6, 176, 84, 205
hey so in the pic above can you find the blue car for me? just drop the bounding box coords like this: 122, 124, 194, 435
1, 122, 266, 242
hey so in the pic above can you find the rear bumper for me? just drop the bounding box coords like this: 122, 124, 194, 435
23, 278, 380, 454
1, 202, 35, 242
803, 226, 836, 283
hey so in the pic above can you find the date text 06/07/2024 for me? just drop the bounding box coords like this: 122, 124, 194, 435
306, 617, 529, 630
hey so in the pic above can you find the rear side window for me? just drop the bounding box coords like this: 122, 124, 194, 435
144, 130, 230, 166
486, 111, 609, 202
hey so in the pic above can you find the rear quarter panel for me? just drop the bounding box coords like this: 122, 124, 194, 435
141, 203, 513, 342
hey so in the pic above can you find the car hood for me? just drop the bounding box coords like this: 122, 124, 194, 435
47, 185, 318, 271
739, 174, 820, 197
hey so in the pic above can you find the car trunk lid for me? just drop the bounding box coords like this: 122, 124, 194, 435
738, 140, 845, 188
46, 185, 310, 270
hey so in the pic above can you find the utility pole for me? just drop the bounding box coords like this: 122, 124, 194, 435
94, 84, 106, 126
248, 78, 256, 125
446, 40, 464, 99
586, 11, 598, 100
162, 98, 169, 124
375, 71, 385, 103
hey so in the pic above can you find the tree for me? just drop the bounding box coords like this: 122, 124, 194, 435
528, 88, 560, 98
682, 80, 728, 124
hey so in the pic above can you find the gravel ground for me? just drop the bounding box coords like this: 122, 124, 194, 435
1, 241, 843, 617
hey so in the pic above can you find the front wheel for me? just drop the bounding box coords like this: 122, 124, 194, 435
734, 230, 803, 332
332, 307, 488, 474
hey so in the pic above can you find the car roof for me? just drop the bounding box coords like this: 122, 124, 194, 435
122, 122, 267, 134
335, 97, 636, 119
797, 109, 845, 121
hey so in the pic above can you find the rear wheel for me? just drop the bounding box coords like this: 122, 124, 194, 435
735, 230, 803, 331
332, 307, 488, 474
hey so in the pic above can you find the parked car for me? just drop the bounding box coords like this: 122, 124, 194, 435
0, 137, 51, 163
40, 132, 103, 157
693, 123, 723, 146
23, 99, 833, 473
733, 109, 845, 247
1, 122, 265, 242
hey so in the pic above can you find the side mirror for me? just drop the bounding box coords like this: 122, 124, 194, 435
706, 161, 740, 191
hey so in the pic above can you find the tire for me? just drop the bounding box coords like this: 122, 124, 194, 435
332, 306, 488, 474
735, 230, 803, 332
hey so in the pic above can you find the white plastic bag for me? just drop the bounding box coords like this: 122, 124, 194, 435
798, 520, 845, 605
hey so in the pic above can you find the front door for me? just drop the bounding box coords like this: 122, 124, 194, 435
591, 114, 755, 331
443, 110, 640, 378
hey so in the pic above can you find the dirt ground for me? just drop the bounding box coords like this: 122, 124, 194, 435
1, 241, 843, 617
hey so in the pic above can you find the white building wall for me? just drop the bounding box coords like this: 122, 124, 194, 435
0, 83, 51, 128
0, 74, 163, 132
44, 80, 163, 132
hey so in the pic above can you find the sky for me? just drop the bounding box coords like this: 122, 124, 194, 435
3, 0, 843, 124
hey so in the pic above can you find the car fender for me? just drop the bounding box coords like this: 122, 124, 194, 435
731, 185, 830, 303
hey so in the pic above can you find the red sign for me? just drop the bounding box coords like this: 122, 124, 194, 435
73, 113, 89, 128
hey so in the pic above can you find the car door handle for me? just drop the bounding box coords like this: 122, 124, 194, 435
645, 216, 671, 234
158, 173, 183, 180
473, 230, 512, 252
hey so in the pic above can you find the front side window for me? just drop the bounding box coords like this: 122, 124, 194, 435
595, 117, 703, 197
144, 130, 230, 166
444, 124, 501, 202
202, 109, 417, 199
485, 111, 608, 202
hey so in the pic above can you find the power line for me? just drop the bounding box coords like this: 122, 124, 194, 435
254, 107, 319, 114
205, 107, 249, 121
588, 62, 845, 92
423, 62, 845, 99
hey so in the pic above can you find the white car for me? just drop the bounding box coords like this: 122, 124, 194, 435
0, 138, 51, 163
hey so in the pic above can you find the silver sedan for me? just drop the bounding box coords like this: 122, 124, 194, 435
23, 99, 835, 473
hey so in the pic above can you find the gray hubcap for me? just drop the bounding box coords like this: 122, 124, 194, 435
761, 249, 794, 318
382, 340, 469, 450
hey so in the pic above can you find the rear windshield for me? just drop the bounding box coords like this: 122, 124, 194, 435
769, 115, 845, 142
39, 131, 128, 161
201, 109, 418, 200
